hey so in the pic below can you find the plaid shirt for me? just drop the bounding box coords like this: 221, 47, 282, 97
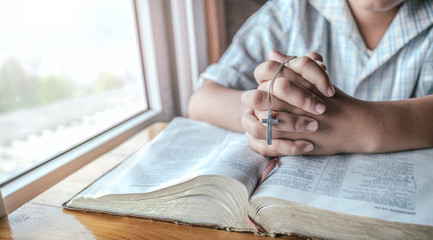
199, 0, 433, 101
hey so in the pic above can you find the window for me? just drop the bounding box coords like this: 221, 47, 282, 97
0, 0, 207, 214
0, 0, 147, 183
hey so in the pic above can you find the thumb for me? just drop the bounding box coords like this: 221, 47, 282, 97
268, 49, 335, 97
269, 49, 327, 71
268, 49, 293, 63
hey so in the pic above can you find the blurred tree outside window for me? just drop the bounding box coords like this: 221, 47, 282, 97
0, 0, 148, 183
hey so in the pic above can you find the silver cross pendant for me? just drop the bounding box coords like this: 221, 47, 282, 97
261, 109, 278, 145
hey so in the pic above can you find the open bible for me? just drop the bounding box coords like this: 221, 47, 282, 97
64, 118, 433, 239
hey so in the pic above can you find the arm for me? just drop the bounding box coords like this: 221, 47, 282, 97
188, 80, 246, 132
367, 95, 433, 152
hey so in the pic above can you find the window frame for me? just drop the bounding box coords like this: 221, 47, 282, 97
0, 0, 208, 214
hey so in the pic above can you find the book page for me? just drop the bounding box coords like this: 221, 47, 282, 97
77, 117, 269, 199
252, 149, 433, 226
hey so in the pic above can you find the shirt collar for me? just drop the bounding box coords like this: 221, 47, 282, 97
309, 0, 368, 53
379, 0, 433, 56
309, 0, 433, 55
309, 0, 433, 80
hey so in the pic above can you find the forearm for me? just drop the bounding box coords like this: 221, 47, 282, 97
367, 95, 433, 152
188, 79, 247, 132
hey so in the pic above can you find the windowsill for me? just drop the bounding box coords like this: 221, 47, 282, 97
29, 121, 169, 207
1, 109, 162, 214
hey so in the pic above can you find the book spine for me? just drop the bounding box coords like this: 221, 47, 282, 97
247, 157, 279, 234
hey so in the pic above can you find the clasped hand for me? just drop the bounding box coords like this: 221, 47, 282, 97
241, 50, 374, 156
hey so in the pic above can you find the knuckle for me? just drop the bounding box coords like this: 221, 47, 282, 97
262, 61, 273, 72
270, 141, 286, 157
304, 57, 322, 75
250, 90, 265, 107
301, 94, 315, 110
286, 144, 301, 156
292, 146, 302, 155
297, 56, 314, 68
307, 51, 323, 61
267, 141, 284, 157
255, 61, 277, 78
268, 142, 279, 154
293, 116, 305, 132
275, 77, 294, 93
250, 122, 263, 139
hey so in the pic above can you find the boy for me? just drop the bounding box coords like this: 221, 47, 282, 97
188, 0, 433, 156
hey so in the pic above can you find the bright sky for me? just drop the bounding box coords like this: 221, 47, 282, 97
0, 0, 142, 85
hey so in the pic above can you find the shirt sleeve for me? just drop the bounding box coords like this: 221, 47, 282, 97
198, 0, 296, 90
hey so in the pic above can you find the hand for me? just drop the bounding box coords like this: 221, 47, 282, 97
240, 50, 333, 155
250, 50, 335, 114
241, 50, 374, 156
243, 86, 375, 156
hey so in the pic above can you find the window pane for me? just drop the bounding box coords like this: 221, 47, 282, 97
0, 0, 147, 183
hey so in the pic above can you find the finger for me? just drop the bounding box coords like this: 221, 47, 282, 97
254, 60, 300, 85
268, 49, 296, 63
286, 56, 334, 97
246, 132, 314, 156
242, 89, 304, 115
255, 59, 323, 98
306, 52, 326, 71
241, 108, 265, 139
306, 51, 323, 62
242, 109, 318, 143
270, 49, 327, 73
246, 132, 280, 156
242, 89, 321, 116
315, 60, 327, 71
255, 110, 319, 133
258, 77, 327, 115
270, 50, 335, 97
254, 60, 323, 100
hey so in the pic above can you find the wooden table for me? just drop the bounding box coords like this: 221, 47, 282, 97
0, 123, 312, 240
